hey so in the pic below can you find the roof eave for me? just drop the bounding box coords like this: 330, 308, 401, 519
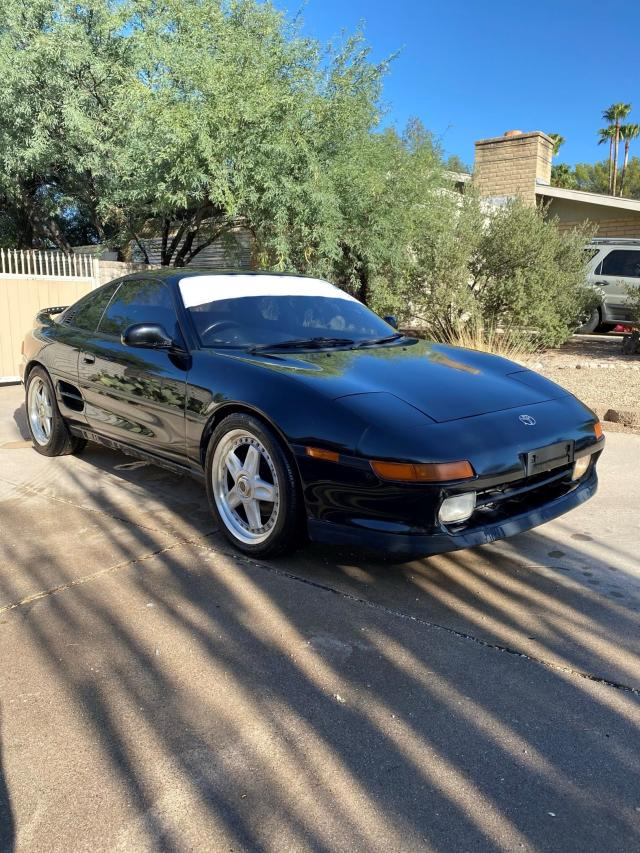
535, 183, 640, 213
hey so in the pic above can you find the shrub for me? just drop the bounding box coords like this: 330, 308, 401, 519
473, 201, 597, 347
627, 283, 640, 327
369, 195, 597, 349
434, 316, 540, 365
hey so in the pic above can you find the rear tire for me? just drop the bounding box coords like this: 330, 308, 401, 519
205, 413, 303, 558
576, 308, 602, 335
576, 307, 601, 334
26, 367, 86, 457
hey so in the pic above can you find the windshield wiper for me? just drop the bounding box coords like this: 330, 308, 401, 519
248, 336, 355, 353
354, 332, 405, 348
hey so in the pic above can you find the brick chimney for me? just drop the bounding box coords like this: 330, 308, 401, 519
473, 130, 553, 205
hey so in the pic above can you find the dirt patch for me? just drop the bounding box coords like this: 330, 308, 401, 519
530, 333, 640, 432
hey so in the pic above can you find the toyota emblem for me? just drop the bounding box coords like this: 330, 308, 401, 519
519, 415, 536, 426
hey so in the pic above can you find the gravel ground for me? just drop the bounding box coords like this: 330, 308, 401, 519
530, 333, 640, 431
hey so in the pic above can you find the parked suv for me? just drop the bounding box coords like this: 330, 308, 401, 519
578, 238, 640, 333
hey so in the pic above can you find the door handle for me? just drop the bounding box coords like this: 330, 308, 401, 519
82, 353, 96, 364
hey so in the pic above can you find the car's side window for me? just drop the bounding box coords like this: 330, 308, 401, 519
600, 250, 640, 278
98, 279, 181, 340
65, 281, 121, 331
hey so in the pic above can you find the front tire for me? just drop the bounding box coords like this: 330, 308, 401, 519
205, 414, 302, 557
26, 367, 86, 457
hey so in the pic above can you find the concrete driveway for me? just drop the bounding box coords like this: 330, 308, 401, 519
0, 383, 639, 852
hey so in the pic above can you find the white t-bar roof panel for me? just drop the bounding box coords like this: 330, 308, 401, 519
178, 275, 357, 309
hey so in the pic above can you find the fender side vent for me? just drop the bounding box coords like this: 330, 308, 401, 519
58, 380, 84, 412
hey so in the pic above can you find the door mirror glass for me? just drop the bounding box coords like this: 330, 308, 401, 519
383, 315, 398, 329
122, 323, 174, 349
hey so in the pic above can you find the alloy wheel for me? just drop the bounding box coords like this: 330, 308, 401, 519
28, 376, 53, 446
211, 429, 280, 545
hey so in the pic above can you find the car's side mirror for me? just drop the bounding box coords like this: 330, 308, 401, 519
122, 323, 174, 349
383, 315, 398, 329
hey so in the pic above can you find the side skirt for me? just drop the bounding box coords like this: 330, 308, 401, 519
68, 425, 205, 482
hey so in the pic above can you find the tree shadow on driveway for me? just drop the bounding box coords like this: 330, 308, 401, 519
0, 708, 15, 853
0, 429, 639, 850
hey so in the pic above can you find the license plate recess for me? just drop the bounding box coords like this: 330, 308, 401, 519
525, 440, 574, 477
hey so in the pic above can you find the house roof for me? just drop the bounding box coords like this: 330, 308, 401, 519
535, 182, 640, 213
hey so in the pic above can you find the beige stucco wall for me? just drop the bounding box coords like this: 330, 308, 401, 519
0, 276, 93, 380
474, 131, 554, 205
96, 260, 159, 286
541, 196, 640, 237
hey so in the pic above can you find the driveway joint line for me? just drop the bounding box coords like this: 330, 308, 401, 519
191, 539, 640, 697
0, 533, 216, 615
2, 506, 637, 697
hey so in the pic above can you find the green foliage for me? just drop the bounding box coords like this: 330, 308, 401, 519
551, 163, 577, 189
548, 133, 565, 156
627, 283, 640, 327
373, 198, 596, 349
0, 0, 390, 263
473, 202, 597, 347
444, 154, 471, 174
326, 120, 445, 303
0, 0, 597, 349
552, 157, 640, 200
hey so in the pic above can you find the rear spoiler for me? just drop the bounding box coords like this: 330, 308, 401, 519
36, 306, 68, 326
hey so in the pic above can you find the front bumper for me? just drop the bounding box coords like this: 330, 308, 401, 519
307, 467, 598, 559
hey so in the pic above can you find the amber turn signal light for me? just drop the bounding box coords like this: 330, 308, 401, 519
593, 421, 603, 440
370, 459, 475, 482
306, 446, 340, 462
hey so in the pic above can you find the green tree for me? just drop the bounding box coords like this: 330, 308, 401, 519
602, 102, 632, 194
328, 120, 446, 305
445, 154, 471, 174
0, 0, 389, 263
618, 123, 640, 196
572, 157, 640, 199
551, 163, 577, 189
597, 126, 617, 193
548, 133, 565, 156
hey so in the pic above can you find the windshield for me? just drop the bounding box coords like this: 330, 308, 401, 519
179, 275, 396, 349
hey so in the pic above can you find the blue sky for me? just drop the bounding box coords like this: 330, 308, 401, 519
274, 0, 640, 169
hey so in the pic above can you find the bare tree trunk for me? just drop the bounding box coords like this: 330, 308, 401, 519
164, 220, 187, 266
620, 142, 630, 196
612, 124, 620, 195
174, 205, 209, 267
608, 136, 613, 193
160, 218, 170, 266
43, 219, 73, 253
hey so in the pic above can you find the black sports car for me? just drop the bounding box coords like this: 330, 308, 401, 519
21, 270, 604, 559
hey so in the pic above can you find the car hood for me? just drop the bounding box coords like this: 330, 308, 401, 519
242, 340, 569, 423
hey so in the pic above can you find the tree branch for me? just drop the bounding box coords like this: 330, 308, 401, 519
183, 227, 226, 265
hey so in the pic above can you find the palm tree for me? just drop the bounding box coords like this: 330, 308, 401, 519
598, 126, 616, 193
618, 123, 640, 196
603, 102, 632, 194
548, 133, 565, 156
